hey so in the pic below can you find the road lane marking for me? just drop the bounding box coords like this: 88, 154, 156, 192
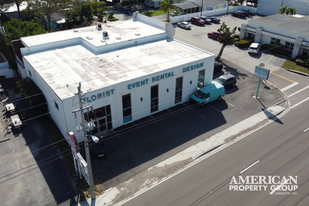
304, 128, 309, 133
270, 72, 295, 83
291, 97, 309, 109
288, 86, 309, 97
281, 82, 299, 92
240, 160, 260, 174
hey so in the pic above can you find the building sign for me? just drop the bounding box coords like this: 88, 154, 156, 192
254, 66, 270, 80
82, 89, 115, 103
77, 153, 90, 186
182, 62, 204, 73
66, 131, 80, 153
127, 71, 175, 90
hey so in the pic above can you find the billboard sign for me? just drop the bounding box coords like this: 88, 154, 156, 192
66, 131, 80, 153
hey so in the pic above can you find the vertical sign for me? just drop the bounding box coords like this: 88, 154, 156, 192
254, 66, 270, 98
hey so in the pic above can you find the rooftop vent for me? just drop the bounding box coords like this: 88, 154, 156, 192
103, 31, 108, 37
97, 24, 102, 30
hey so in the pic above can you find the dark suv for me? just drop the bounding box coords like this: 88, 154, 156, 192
231, 11, 246, 18
213, 74, 237, 87
208, 16, 220, 23
190, 16, 205, 25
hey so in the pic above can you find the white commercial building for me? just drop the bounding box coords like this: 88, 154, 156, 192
240, 14, 309, 58
256, 0, 309, 16
15, 13, 215, 143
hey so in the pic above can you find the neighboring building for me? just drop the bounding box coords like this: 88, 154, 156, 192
173, 0, 228, 14
256, 0, 309, 16
145, 0, 162, 9
240, 14, 309, 58
0, 53, 14, 80
14, 13, 215, 143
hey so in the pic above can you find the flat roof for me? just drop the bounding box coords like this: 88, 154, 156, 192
24, 39, 213, 100
248, 14, 309, 36
174, 3, 199, 9
21, 20, 165, 49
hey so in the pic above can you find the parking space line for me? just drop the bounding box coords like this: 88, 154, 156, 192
208, 104, 221, 113
288, 86, 309, 98
183, 103, 207, 119
167, 109, 173, 113
150, 115, 156, 120
281, 82, 299, 92
113, 130, 132, 151
226, 101, 234, 107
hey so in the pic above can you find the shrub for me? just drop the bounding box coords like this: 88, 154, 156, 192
295, 59, 305, 66
305, 59, 309, 68
235, 39, 252, 48
261, 44, 272, 50
233, 38, 240, 43
295, 55, 308, 60
234, 34, 240, 38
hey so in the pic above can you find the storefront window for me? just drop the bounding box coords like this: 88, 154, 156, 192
151, 85, 159, 113
270, 38, 280, 44
122, 94, 132, 123
175, 77, 183, 104
284, 41, 294, 51
302, 48, 309, 56
85, 105, 112, 135
198, 70, 205, 89
247, 33, 255, 39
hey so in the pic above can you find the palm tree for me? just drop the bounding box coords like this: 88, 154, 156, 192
278, 6, 287, 14
160, 0, 174, 22
286, 7, 297, 15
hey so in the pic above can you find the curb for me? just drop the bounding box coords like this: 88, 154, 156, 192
285, 69, 309, 77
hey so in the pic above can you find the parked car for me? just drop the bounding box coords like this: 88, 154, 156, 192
213, 74, 237, 87
177, 22, 191, 29
190, 16, 205, 25
214, 61, 223, 72
208, 16, 220, 23
200, 16, 211, 24
248, 43, 261, 54
231, 11, 246, 18
208, 31, 223, 39
191, 82, 225, 106
242, 9, 255, 16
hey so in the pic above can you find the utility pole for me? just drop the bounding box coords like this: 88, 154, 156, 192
77, 83, 96, 199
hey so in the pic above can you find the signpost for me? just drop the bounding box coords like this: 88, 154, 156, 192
254, 65, 270, 98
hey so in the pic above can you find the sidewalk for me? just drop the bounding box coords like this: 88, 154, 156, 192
78, 101, 286, 206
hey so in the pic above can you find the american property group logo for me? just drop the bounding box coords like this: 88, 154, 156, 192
229, 175, 298, 195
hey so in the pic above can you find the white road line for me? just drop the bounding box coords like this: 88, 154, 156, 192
304, 128, 309, 133
281, 82, 299, 92
288, 86, 309, 98
240, 160, 260, 174
226, 101, 234, 107
266, 55, 274, 64
291, 97, 309, 109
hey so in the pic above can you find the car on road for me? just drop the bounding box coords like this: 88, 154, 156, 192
231, 11, 246, 18
200, 16, 211, 24
214, 61, 223, 72
177, 22, 191, 29
190, 16, 205, 25
242, 9, 255, 16
213, 74, 237, 87
208, 31, 223, 39
208, 16, 220, 23
248, 43, 261, 54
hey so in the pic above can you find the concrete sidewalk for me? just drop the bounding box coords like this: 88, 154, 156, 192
78, 103, 286, 206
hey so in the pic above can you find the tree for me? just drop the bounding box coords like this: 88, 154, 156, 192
0, 0, 23, 19
1, 18, 46, 70
278, 6, 296, 15
27, 0, 69, 32
216, 22, 237, 61
159, 0, 174, 22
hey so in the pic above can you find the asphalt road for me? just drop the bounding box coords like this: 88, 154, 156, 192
121, 86, 309, 206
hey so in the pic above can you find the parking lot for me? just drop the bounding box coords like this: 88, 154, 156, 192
173, 13, 287, 74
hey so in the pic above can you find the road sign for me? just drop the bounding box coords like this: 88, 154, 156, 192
254, 66, 270, 80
